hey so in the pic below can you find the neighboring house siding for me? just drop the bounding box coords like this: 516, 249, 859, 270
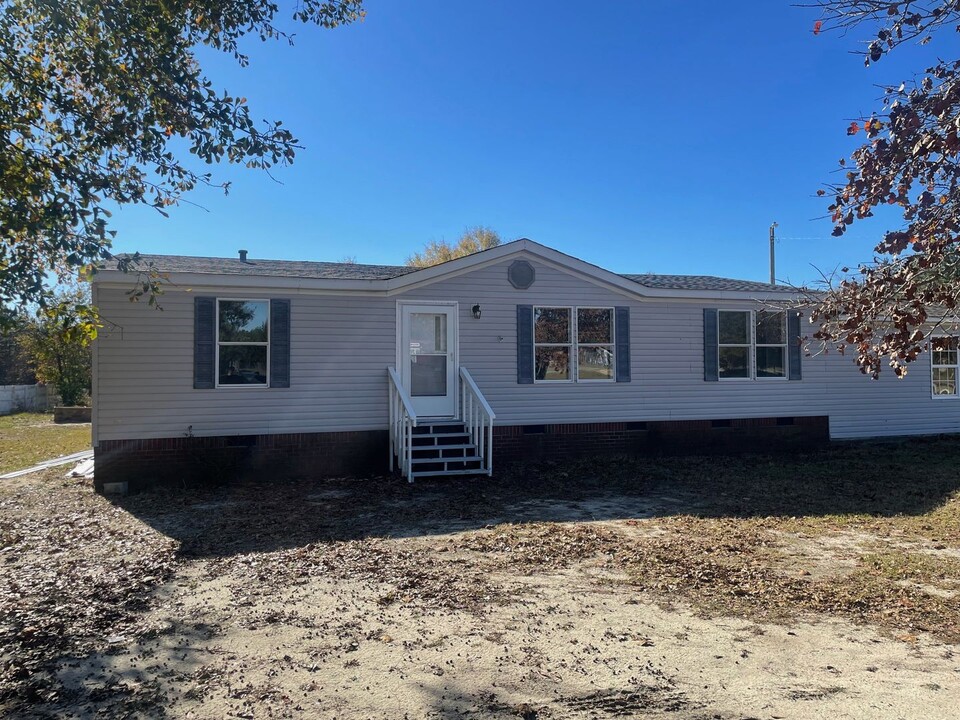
93, 256, 960, 443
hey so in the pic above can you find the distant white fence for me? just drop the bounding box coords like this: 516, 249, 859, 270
0, 384, 56, 415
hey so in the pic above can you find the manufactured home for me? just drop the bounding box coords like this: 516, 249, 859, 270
90, 239, 960, 492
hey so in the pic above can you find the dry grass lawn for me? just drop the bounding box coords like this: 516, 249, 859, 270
1, 437, 959, 718
0, 412, 91, 474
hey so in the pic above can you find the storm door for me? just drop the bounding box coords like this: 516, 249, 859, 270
399, 304, 457, 417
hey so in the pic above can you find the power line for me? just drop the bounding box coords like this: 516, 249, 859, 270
778, 236, 878, 242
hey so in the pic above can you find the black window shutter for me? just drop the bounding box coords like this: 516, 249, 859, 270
517, 305, 534, 384
788, 310, 802, 381
270, 299, 291, 388
194, 297, 215, 389
703, 308, 719, 382
615, 306, 631, 382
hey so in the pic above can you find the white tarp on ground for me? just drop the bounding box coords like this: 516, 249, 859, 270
0, 384, 56, 415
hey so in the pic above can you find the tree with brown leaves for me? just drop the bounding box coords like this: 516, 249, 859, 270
406, 227, 502, 268
809, 1, 960, 377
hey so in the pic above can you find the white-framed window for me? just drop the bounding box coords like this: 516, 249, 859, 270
718, 309, 786, 380
534, 306, 615, 382
216, 299, 270, 387
931, 336, 958, 397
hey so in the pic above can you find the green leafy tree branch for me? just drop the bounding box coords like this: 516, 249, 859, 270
0, 0, 365, 328
18, 282, 95, 406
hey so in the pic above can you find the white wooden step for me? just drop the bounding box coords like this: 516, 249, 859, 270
411, 443, 475, 452
410, 455, 483, 465
411, 434, 471, 445
412, 469, 487, 478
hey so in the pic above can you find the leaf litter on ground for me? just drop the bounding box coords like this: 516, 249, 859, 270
2, 438, 960, 716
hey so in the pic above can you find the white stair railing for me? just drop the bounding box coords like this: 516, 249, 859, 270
459, 367, 496, 476
387, 367, 418, 481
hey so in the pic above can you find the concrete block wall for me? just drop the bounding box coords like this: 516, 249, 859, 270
0, 385, 56, 415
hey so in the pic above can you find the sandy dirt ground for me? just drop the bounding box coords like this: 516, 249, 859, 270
62, 541, 957, 720
2, 444, 960, 718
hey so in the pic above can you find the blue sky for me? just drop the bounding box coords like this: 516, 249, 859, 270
107, 1, 943, 285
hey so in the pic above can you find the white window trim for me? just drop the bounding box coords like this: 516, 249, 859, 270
717, 309, 788, 382
533, 306, 616, 384
931, 335, 959, 399
215, 298, 271, 389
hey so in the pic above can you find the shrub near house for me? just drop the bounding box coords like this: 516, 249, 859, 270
19, 284, 92, 408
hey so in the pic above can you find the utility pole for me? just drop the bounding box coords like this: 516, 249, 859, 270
769, 222, 778, 286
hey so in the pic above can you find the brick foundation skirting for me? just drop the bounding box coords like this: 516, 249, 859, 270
94, 416, 830, 493
492, 416, 830, 465
94, 430, 389, 493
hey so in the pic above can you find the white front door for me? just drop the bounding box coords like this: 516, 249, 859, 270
399, 303, 458, 417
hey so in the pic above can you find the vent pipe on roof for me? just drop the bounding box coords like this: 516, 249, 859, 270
239, 249, 248, 262
768, 223, 777, 286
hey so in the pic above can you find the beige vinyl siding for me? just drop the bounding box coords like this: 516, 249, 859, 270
94, 289, 396, 442
93, 256, 960, 443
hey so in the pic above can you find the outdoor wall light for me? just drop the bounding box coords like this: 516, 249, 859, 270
472, 304, 482, 320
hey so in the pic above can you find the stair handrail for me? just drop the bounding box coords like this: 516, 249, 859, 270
459, 367, 496, 476
387, 366, 418, 479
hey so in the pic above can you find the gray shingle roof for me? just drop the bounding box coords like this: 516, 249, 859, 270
107, 254, 416, 280
105, 253, 788, 292
620, 274, 785, 293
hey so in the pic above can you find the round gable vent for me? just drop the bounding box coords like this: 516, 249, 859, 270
508, 260, 535, 289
